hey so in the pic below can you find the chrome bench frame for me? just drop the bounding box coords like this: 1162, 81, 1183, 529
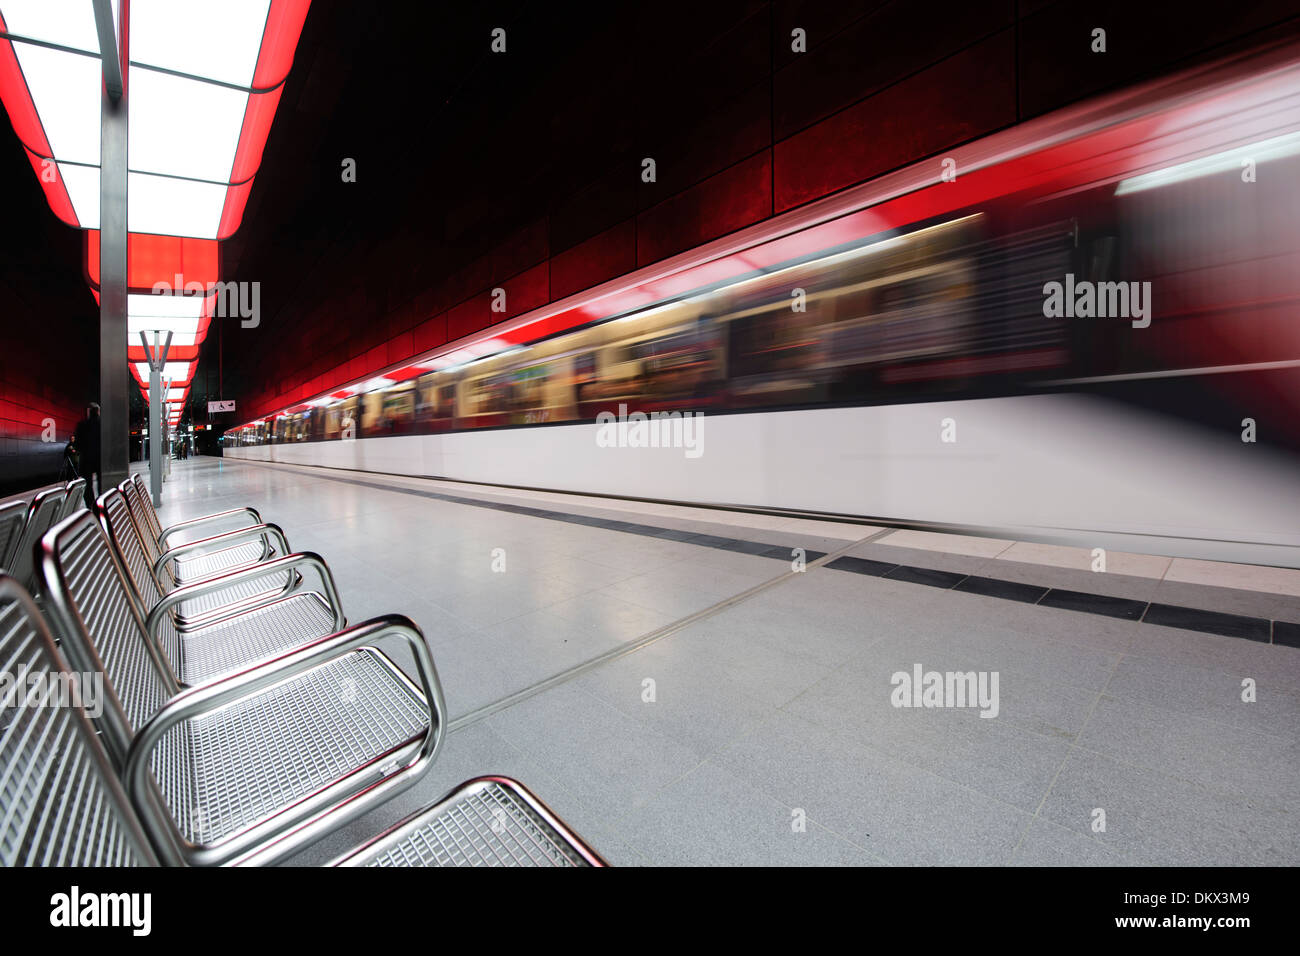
123, 476, 280, 588
100, 486, 333, 637
37, 513, 447, 866
3, 571, 604, 868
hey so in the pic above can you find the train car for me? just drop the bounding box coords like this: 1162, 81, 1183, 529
224, 41, 1300, 566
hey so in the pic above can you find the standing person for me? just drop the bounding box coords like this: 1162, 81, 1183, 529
72, 403, 101, 509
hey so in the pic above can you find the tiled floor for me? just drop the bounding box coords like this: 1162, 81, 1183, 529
147, 458, 1300, 866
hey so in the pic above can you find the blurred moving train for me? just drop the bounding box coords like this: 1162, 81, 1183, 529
227, 40, 1300, 567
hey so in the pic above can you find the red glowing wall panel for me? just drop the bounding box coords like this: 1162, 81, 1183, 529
549, 220, 637, 302
413, 313, 448, 353
773, 31, 1016, 213
492, 219, 550, 279
636, 150, 773, 267
386, 330, 412, 365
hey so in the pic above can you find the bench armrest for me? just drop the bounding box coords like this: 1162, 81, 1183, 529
146, 551, 346, 639
158, 507, 264, 549
153, 522, 290, 579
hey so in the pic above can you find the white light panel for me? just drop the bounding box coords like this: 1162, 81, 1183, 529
128, 292, 209, 318
58, 161, 100, 227
133, 362, 195, 381
0, 1, 101, 54
129, 0, 270, 87
12, 43, 102, 163
128, 171, 228, 238
128, 65, 248, 181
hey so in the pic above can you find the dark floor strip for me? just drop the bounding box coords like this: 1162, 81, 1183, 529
1037, 588, 1148, 620
295, 470, 829, 561
954, 575, 1050, 604
826, 555, 899, 577
763, 546, 827, 562
884, 565, 968, 589
1142, 604, 1271, 642
237, 461, 1300, 647
1274, 620, 1300, 648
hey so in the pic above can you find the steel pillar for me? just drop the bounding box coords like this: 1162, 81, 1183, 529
96, 0, 129, 491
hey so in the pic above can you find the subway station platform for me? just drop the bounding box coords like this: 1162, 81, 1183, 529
146, 457, 1300, 867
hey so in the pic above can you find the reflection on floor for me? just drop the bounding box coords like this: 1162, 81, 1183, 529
145, 458, 1300, 866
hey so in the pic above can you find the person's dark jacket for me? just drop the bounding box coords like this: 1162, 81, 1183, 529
73, 415, 101, 471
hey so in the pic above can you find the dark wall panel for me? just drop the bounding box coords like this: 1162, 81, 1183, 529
773, 0, 1013, 140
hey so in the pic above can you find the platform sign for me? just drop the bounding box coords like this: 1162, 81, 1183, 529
208, 400, 236, 414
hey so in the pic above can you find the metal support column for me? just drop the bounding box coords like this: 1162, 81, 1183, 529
95, 0, 129, 490
141, 331, 171, 508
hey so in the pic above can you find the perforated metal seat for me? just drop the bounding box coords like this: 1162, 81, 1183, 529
174, 592, 337, 684
96, 487, 344, 685
152, 651, 430, 847
174, 541, 267, 582
38, 512, 448, 866
333, 776, 606, 868
173, 564, 295, 620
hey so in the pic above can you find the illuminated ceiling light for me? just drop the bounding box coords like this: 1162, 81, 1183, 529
84, 231, 220, 292
0, 0, 312, 238
130, 0, 268, 87
1115, 130, 1300, 195
141, 387, 187, 403
10, 42, 102, 164
128, 318, 202, 342
127, 292, 210, 318
128, 64, 248, 182
0, 1, 101, 53
132, 361, 195, 383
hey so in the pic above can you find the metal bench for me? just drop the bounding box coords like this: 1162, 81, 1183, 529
36, 515, 448, 867
100, 486, 333, 639
58, 477, 87, 521
123, 475, 282, 588
6, 488, 65, 595
1, 574, 603, 867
